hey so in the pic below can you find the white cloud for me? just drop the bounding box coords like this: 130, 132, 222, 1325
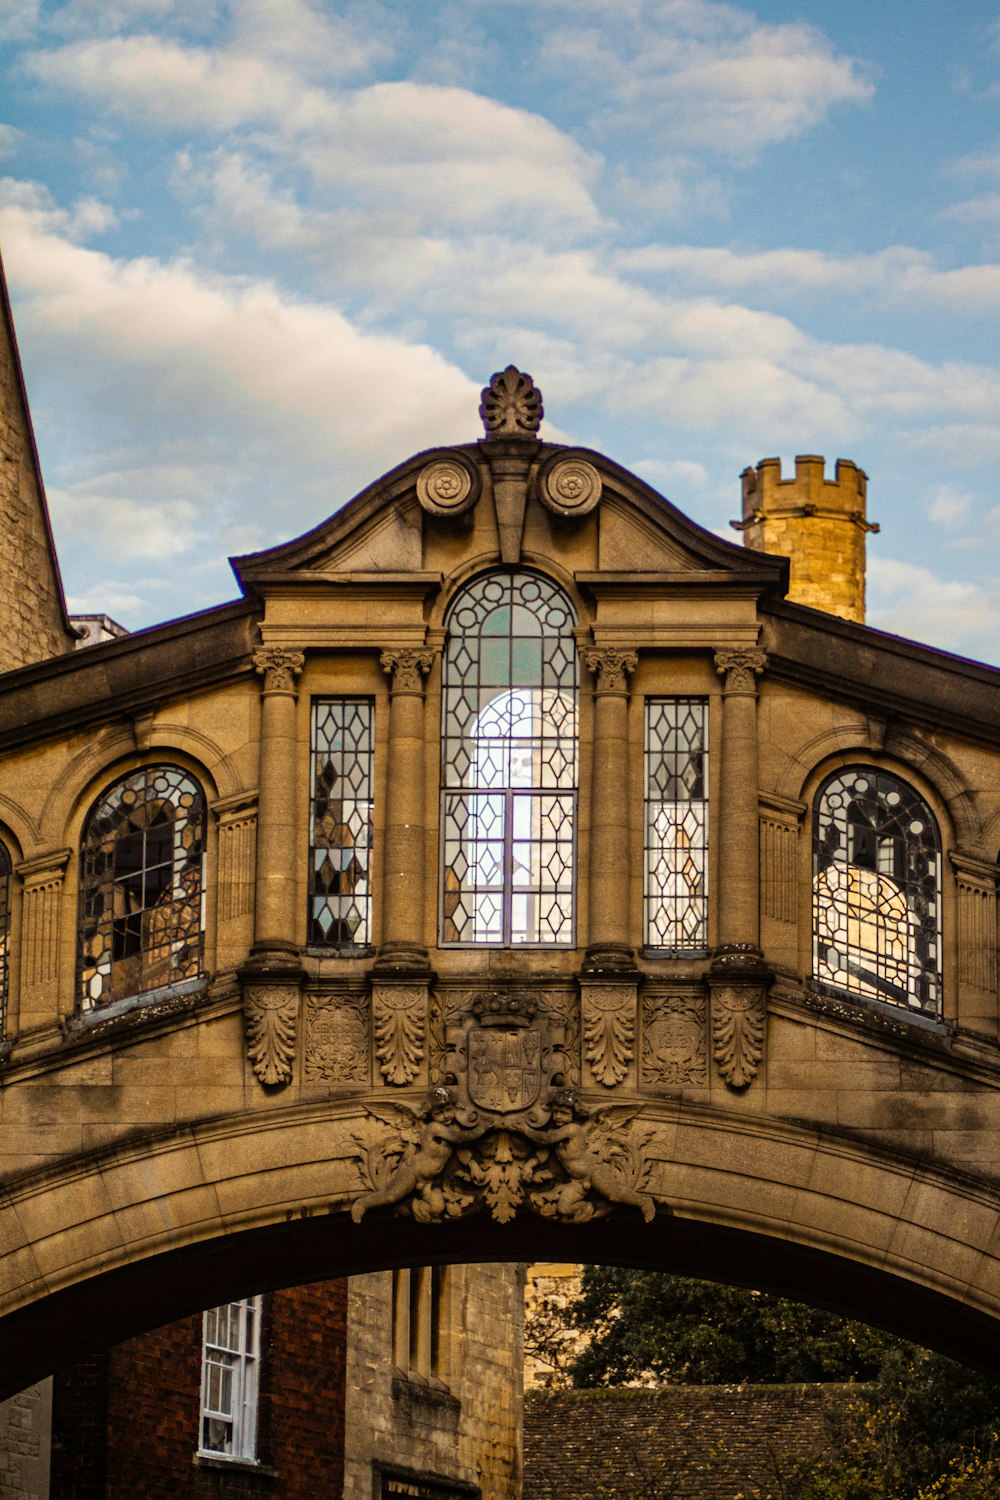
942, 192, 1000, 224
926, 484, 973, 526
52, 486, 205, 560
0, 0, 40, 41
868, 555, 1000, 658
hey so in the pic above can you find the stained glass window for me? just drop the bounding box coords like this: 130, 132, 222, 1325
814, 766, 941, 1017
200, 1297, 262, 1460
645, 700, 709, 950
310, 699, 373, 947
78, 765, 205, 1012
0, 843, 10, 1035
441, 572, 577, 946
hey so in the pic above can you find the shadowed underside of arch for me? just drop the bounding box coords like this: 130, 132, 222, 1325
3, 1098, 1000, 1397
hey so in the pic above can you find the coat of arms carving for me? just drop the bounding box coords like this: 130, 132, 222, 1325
444, 991, 566, 1120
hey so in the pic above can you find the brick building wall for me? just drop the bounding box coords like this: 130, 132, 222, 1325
49, 1281, 348, 1500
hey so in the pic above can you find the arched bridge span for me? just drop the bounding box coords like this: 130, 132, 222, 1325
4, 1086, 1000, 1397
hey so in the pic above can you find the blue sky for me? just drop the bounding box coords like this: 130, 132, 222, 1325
2, 1, 1000, 661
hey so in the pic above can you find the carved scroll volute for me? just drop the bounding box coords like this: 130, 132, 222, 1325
243, 984, 299, 1087
253, 647, 304, 696
711, 984, 766, 1089
379, 649, 433, 697
373, 983, 428, 1086
586, 648, 638, 697
714, 649, 766, 695
581, 984, 636, 1087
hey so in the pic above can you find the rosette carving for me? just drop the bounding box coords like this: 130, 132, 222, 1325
243, 984, 298, 1087
582, 985, 635, 1086
712, 984, 766, 1089
373, 984, 426, 1085
416, 457, 479, 517
479, 365, 542, 438
539, 456, 602, 517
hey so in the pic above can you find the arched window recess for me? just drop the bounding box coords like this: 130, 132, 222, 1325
813, 765, 942, 1019
78, 764, 207, 1013
440, 571, 578, 946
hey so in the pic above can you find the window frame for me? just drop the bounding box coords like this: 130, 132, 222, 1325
439, 570, 579, 949
812, 763, 943, 1019
76, 764, 206, 1015
0, 842, 10, 1037
308, 697, 375, 951
643, 697, 709, 954
198, 1296, 263, 1464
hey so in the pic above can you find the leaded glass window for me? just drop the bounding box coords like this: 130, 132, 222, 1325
310, 699, 373, 947
644, 699, 708, 950
814, 766, 941, 1016
200, 1296, 262, 1461
441, 572, 577, 946
0, 843, 10, 1035
78, 765, 205, 1012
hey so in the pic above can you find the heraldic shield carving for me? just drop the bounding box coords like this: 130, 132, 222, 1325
350, 991, 662, 1226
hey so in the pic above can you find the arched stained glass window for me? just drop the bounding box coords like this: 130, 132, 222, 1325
813, 766, 941, 1017
440, 572, 577, 946
78, 765, 206, 1012
0, 843, 10, 1034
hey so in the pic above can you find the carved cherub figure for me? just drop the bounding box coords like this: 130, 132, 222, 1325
527, 1089, 657, 1223
351, 1087, 483, 1223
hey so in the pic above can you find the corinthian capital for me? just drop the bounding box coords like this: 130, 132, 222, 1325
253, 648, 304, 696
586, 647, 638, 696
380, 648, 434, 696
714, 649, 766, 694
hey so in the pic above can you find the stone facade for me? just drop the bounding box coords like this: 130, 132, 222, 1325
2, 353, 1000, 1395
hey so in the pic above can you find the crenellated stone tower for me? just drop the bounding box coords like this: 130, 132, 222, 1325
734, 454, 878, 623
0, 251, 76, 671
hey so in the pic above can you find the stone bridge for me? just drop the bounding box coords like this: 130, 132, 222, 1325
2, 367, 1000, 1393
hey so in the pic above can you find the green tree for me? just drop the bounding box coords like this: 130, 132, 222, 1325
566, 1267, 901, 1387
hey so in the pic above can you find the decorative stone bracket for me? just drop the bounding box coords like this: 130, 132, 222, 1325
240, 962, 304, 1087
372, 981, 429, 1086
708, 946, 772, 1089
580, 982, 636, 1088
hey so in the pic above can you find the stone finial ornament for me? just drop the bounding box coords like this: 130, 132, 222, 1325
480, 366, 543, 439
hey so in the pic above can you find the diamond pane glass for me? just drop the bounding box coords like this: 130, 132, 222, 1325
645, 699, 708, 950
310, 699, 374, 947
0, 843, 9, 1037
813, 766, 941, 1017
78, 766, 205, 1012
441, 572, 577, 945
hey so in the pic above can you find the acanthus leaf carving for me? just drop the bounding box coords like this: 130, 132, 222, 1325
479, 365, 542, 439
586, 648, 638, 696
712, 983, 766, 1089
582, 985, 635, 1086
379, 649, 434, 696
373, 984, 426, 1085
243, 984, 298, 1087
350, 1086, 661, 1226
253, 647, 304, 696
714, 649, 766, 695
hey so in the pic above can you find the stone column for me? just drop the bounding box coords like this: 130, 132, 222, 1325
584, 647, 637, 971
240, 647, 304, 1090
713, 649, 767, 951
251, 648, 304, 956
376, 648, 433, 969
710, 649, 770, 1093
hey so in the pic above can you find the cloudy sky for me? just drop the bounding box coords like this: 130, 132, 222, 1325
2, 1, 1000, 661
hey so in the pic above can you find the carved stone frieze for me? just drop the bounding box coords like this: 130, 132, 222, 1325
586, 648, 638, 696
641, 992, 708, 1087
714, 649, 766, 695
416, 456, 479, 517
711, 984, 766, 1089
479, 365, 542, 438
243, 984, 299, 1087
373, 982, 428, 1086
379, 648, 434, 697
253, 647, 304, 696
538, 454, 602, 517
429, 987, 580, 1095
304, 992, 369, 1085
581, 984, 635, 1087
350, 1085, 660, 1226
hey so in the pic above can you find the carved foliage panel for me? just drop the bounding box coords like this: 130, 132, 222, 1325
640, 991, 708, 1088
304, 991, 370, 1085
373, 983, 428, 1086
581, 984, 635, 1087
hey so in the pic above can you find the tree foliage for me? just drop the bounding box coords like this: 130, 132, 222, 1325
565, 1267, 901, 1387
